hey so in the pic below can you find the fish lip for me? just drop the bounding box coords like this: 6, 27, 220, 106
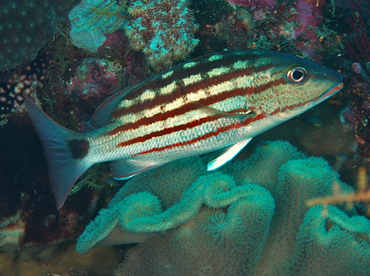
319, 80, 344, 101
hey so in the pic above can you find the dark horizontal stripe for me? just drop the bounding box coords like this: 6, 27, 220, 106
131, 113, 266, 156
108, 77, 285, 137
116, 116, 218, 148
122, 50, 272, 102
114, 106, 253, 147
112, 63, 278, 120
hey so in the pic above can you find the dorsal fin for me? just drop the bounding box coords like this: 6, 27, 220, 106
92, 85, 138, 128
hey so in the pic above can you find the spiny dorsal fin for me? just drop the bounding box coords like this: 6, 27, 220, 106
92, 85, 138, 128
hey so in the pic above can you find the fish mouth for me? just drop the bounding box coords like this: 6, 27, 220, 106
319, 81, 344, 101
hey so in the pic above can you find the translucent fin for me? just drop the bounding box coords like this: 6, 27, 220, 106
111, 159, 166, 180
207, 138, 253, 171
24, 94, 92, 210
92, 85, 138, 128
192, 102, 256, 119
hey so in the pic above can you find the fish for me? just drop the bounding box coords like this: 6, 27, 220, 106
24, 50, 343, 209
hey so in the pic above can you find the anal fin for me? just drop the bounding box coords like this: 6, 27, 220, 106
111, 159, 167, 180
207, 138, 253, 171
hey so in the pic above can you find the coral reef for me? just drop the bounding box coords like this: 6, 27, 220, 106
115, 205, 370, 276
0, 49, 50, 114
66, 58, 121, 100
0, 0, 79, 70
75, 141, 370, 275
307, 166, 370, 216
204, 0, 345, 63
344, 6, 370, 75
225, 0, 325, 40
1, 0, 364, 274
77, 174, 274, 254
0, 114, 101, 253
294, 0, 324, 39
190, 0, 233, 27
68, 0, 129, 53
226, 0, 275, 9
33, 30, 146, 129
0, 243, 119, 276
274, 205, 370, 275
116, 194, 274, 275
341, 6, 370, 170
125, 0, 199, 70
76, 157, 206, 253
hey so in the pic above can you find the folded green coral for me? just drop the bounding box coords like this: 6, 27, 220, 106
76, 141, 370, 275
278, 205, 370, 275
76, 171, 274, 253
116, 193, 275, 275
116, 204, 370, 276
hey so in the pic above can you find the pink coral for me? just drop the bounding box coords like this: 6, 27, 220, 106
66, 58, 120, 99
352, 62, 363, 74
345, 6, 370, 75
293, 0, 323, 38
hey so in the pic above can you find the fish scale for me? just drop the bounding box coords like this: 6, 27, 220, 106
24, 49, 343, 209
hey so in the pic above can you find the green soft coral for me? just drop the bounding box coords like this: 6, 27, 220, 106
77, 171, 272, 253
279, 205, 370, 275
116, 205, 370, 276
116, 190, 275, 275
77, 141, 370, 275
254, 156, 356, 275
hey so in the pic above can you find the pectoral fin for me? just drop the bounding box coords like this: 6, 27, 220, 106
207, 138, 253, 171
111, 159, 167, 180
192, 102, 256, 119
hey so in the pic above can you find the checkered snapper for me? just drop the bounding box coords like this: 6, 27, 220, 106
24, 50, 343, 209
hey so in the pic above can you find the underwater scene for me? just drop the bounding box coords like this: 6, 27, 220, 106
1, 0, 370, 275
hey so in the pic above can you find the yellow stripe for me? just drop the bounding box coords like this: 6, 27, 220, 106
182, 73, 203, 86
183, 61, 197, 68
108, 96, 247, 144
161, 70, 174, 79
208, 54, 223, 61
207, 66, 230, 78
115, 58, 278, 125
114, 74, 256, 125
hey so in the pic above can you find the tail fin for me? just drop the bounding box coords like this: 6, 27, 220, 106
24, 95, 93, 210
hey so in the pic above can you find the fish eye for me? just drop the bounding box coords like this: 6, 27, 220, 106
287, 67, 308, 84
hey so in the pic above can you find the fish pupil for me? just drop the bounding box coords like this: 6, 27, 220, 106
292, 70, 304, 80
287, 66, 307, 84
